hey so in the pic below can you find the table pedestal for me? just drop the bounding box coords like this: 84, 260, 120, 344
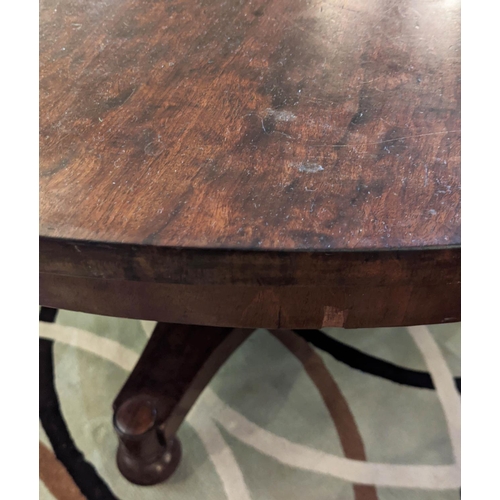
112, 323, 252, 485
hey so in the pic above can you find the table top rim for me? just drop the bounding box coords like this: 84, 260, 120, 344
39, 234, 461, 255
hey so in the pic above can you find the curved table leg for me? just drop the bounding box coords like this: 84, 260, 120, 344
112, 323, 252, 485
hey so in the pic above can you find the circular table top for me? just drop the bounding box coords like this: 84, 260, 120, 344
39, 0, 460, 328
40, 0, 460, 253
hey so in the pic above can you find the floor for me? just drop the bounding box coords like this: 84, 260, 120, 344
39, 309, 460, 500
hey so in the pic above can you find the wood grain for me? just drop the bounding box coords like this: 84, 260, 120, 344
40, 0, 460, 252
39, 0, 460, 327
39, 272, 460, 328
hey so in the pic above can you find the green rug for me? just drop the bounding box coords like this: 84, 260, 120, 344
39, 309, 460, 500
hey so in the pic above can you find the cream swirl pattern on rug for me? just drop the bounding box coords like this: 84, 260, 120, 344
39, 309, 460, 500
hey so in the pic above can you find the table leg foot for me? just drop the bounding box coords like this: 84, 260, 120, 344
116, 435, 181, 486
112, 323, 252, 485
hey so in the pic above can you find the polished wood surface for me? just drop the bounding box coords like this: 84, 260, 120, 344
40, 1, 460, 485
39, 0, 460, 327
40, 240, 460, 327
40, 0, 460, 252
40, 265, 460, 328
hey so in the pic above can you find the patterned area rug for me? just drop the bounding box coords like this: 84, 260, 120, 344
39, 309, 460, 500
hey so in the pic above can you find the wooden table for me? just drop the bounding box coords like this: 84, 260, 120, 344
40, 0, 461, 486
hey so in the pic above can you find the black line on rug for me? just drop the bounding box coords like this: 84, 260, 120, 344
39, 307, 59, 323
293, 329, 461, 392
39, 337, 119, 500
